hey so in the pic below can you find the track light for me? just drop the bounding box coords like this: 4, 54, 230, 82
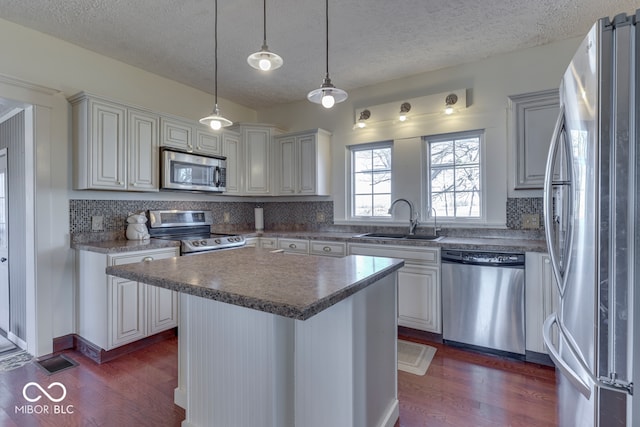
399, 102, 411, 121
445, 94, 458, 115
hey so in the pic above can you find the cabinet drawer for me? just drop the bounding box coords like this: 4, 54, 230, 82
348, 243, 439, 265
109, 248, 179, 266
277, 238, 309, 254
310, 241, 346, 257
259, 238, 278, 249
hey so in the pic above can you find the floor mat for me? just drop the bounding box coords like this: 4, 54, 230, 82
398, 339, 437, 376
0, 350, 33, 372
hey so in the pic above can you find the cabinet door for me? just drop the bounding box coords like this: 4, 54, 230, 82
161, 118, 193, 152
195, 128, 222, 155
525, 252, 559, 353
110, 277, 146, 348
90, 100, 127, 189
128, 109, 159, 191
298, 134, 317, 194
541, 254, 559, 349
222, 131, 241, 194
243, 127, 271, 194
277, 136, 297, 195
148, 286, 178, 334
398, 264, 441, 333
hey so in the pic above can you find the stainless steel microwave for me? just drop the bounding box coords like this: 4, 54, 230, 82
160, 148, 226, 193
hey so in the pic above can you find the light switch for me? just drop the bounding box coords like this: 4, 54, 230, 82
522, 214, 539, 229
91, 215, 104, 231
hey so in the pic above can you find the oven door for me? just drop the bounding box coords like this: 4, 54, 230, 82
161, 148, 226, 193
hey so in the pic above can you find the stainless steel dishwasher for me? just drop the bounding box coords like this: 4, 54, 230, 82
441, 249, 526, 356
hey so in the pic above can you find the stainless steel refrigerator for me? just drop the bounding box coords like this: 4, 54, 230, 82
542, 11, 638, 427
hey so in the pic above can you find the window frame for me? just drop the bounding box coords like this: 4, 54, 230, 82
347, 140, 394, 221
423, 129, 486, 223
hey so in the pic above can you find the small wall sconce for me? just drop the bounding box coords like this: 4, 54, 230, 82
357, 109, 371, 128
398, 102, 411, 121
445, 94, 458, 115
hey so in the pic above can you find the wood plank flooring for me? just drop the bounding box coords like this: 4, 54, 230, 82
0, 333, 557, 426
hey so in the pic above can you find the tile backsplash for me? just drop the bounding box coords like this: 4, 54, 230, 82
69, 199, 334, 237
506, 197, 544, 229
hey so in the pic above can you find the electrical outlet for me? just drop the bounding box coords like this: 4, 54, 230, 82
522, 213, 540, 229
316, 212, 325, 222
223, 212, 230, 223
91, 215, 104, 231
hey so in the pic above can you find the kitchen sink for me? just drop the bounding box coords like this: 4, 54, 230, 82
356, 232, 443, 241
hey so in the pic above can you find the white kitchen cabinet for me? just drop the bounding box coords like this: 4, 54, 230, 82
160, 116, 223, 156
525, 252, 559, 354
309, 240, 346, 257
275, 129, 331, 196
277, 238, 309, 254
222, 130, 241, 194
77, 247, 179, 352
348, 243, 441, 333
70, 92, 159, 192
258, 237, 278, 249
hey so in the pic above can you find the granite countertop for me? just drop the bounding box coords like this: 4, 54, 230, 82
71, 238, 180, 254
105, 247, 404, 320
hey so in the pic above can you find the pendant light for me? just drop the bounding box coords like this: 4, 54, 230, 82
247, 0, 283, 71
200, 0, 232, 130
307, 0, 347, 109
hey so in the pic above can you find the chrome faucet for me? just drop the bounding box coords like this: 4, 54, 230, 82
388, 198, 419, 235
431, 207, 440, 236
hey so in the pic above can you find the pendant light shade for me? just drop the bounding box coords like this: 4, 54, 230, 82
247, 0, 282, 71
307, 0, 347, 109
200, 0, 232, 130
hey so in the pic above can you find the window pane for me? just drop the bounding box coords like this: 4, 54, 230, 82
432, 192, 455, 217
455, 191, 481, 217
372, 171, 391, 193
455, 167, 480, 191
431, 142, 454, 166
354, 150, 373, 173
454, 138, 480, 164
373, 194, 391, 216
431, 168, 454, 192
354, 195, 373, 216
354, 172, 373, 194
372, 148, 391, 170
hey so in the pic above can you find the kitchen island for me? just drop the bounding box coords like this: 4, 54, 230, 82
106, 247, 404, 427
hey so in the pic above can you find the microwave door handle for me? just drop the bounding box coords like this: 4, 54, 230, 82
543, 105, 567, 298
214, 166, 221, 187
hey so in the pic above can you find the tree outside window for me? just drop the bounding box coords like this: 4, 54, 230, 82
427, 131, 482, 218
351, 144, 392, 217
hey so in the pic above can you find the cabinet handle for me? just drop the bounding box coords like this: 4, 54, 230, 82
142, 257, 154, 262
131, 182, 138, 187
118, 181, 124, 186
289, 243, 297, 249
323, 246, 331, 252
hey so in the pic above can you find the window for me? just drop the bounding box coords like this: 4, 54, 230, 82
350, 142, 392, 218
426, 130, 483, 219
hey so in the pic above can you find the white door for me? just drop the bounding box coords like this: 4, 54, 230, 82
0, 148, 8, 333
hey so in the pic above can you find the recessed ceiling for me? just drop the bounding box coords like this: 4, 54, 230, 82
0, 0, 637, 109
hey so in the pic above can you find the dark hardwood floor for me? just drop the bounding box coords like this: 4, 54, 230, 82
0, 334, 557, 426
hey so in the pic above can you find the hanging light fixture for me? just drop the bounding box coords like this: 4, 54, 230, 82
444, 93, 458, 115
398, 102, 411, 121
307, 0, 347, 109
247, 0, 283, 71
200, 0, 233, 130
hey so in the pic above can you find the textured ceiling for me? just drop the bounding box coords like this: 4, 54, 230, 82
0, 0, 639, 109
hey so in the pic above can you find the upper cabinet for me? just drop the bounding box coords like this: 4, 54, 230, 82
275, 129, 332, 196
224, 123, 282, 196
70, 92, 159, 192
508, 89, 560, 190
160, 116, 222, 156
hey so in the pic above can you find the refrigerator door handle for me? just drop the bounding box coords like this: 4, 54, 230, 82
543, 106, 567, 297
543, 313, 592, 399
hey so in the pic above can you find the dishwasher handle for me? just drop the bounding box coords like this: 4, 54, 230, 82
441, 249, 525, 267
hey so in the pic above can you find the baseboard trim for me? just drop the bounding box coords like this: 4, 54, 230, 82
398, 326, 442, 343
54, 328, 177, 364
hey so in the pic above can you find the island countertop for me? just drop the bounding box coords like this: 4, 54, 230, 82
105, 247, 404, 320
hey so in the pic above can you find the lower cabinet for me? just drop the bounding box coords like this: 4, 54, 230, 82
525, 252, 559, 354
78, 247, 180, 351
348, 243, 441, 333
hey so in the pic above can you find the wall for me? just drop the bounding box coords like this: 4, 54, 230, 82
256, 37, 582, 228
